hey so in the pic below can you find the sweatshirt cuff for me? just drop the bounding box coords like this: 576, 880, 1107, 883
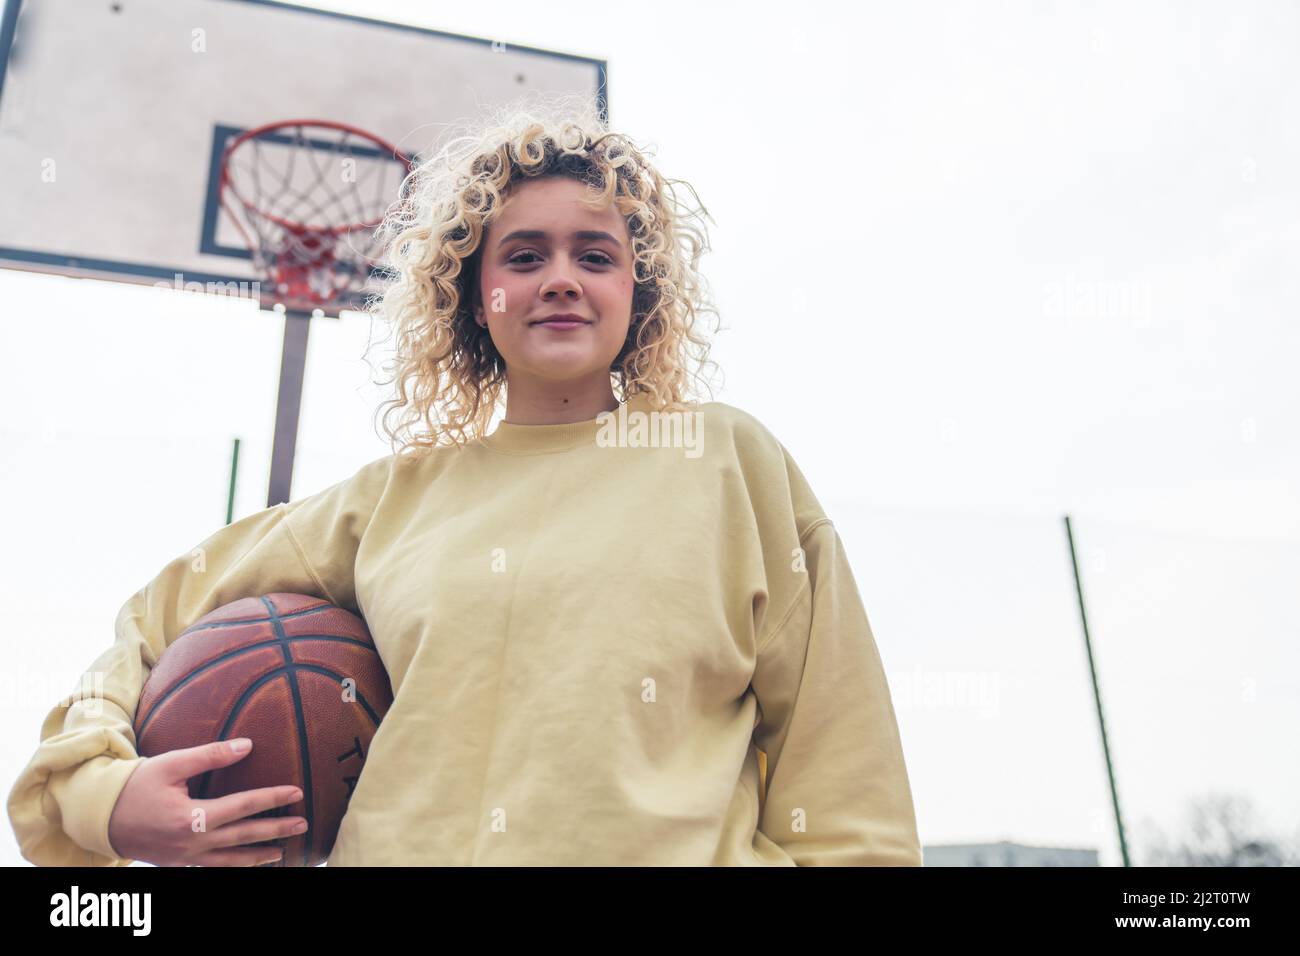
47, 754, 148, 861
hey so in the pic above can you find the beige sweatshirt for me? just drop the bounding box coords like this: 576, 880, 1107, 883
8, 392, 922, 866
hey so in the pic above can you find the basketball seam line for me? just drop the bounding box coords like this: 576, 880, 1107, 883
185, 603, 333, 632
134, 633, 377, 737
263, 595, 314, 869
280, 509, 341, 607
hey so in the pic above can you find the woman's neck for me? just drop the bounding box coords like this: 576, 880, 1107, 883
501, 378, 621, 426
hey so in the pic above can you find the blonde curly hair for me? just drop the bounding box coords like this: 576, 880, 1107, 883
363, 91, 723, 458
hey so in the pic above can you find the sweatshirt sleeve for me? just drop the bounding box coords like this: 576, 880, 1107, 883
751, 517, 923, 866
6, 455, 393, 867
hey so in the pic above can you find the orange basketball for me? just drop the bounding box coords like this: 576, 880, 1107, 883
133, 593, 392, 866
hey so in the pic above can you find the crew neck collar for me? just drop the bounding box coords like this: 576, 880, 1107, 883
480, 392, 654, 455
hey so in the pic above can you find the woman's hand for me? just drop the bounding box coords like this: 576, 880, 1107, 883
107, 739, 307, 866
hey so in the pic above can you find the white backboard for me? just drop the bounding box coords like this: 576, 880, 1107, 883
0, 0, 608, 311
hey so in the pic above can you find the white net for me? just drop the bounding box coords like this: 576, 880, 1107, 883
219, 121, 411, 313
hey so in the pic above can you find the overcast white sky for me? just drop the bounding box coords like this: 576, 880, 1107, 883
2, 0, 1297, 866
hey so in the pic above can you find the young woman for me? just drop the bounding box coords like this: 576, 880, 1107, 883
8, 97, 922, 867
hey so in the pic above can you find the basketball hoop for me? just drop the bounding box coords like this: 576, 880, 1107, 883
219, 119, 414, 314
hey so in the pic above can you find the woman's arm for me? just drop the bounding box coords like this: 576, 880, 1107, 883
751, 518, 922, 866
6, 455, 392, 866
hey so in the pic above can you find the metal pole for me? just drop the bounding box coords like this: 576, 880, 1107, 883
267, 309, 312, 507
1064, 514, 1131, 867
226, 436, 241, 525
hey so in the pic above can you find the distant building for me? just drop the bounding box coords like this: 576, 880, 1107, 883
923, 841, 1099, 866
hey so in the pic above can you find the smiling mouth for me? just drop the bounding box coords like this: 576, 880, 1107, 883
530, 317, 591, 326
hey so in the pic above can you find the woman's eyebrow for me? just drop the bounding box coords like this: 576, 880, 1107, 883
498, 229, 622, 245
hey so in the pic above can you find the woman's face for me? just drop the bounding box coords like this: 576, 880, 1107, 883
475, 176, 636, 390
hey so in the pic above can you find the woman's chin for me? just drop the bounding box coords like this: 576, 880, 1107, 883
518, 350, 612, 378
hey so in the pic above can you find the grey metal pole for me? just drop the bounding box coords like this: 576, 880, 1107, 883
1064, 514, 1132, 867
226, 436, 241, 525
267, 309, 312, 507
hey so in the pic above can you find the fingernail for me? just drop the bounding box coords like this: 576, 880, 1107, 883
292, 821, 308, 833
290, 788, 303, 800
230, 738, 251, 753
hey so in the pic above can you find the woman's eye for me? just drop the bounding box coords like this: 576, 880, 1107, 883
508, 252, 613, 266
